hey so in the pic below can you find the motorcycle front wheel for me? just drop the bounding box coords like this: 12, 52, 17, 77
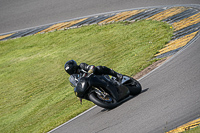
88, 91, 118, 109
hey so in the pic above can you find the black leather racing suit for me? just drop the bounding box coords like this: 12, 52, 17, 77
77, 63, 121, 78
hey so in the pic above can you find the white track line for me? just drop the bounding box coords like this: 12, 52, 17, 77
48, 105, 97, 133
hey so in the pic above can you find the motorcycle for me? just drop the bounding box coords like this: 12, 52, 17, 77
69, 72, 142, 109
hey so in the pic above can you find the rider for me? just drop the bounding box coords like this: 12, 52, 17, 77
64, 60, 123, 81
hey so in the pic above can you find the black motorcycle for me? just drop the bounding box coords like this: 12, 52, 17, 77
69, 72, 142, 109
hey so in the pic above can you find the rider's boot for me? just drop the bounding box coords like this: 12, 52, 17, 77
110, 69, 123, 82
94, 66, 123, 82
116, 73, 123, 83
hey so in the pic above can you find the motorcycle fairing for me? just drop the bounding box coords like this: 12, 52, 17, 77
121, 76, 131, 84
88, 75, 120, 101
72, 74, 131, 101
74, 77, 89, 98
117, 84, 130, 100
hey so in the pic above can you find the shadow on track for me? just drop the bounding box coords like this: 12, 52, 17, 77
100, 88, 149, 112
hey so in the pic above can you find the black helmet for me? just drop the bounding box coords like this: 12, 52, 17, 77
64, 60, 78, 75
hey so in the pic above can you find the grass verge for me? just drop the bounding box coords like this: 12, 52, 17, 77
0, 20, 173, 133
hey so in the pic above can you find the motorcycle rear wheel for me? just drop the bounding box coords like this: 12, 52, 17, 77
88, 92, 118, 109
127, 78, 142, 95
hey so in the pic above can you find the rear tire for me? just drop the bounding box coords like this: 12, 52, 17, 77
126, 78, 142, 95
88, 92, 118, 109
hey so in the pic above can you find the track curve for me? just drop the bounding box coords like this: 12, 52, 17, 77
50, 30, 200, 133
1, 0, 200, 133
0, 0, 199, 34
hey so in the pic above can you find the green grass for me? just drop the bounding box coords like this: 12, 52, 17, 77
0, 20, 173, 133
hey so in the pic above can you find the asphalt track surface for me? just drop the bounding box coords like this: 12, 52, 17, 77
1, 0, 200, 133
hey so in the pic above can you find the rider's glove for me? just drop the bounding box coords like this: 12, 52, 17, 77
88, 66, 95, 74
88, 69, 94, 74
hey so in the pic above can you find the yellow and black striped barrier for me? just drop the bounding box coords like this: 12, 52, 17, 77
166, 118, 200, 133
0, 5, 199, 58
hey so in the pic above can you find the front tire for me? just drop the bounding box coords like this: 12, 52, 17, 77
88, 92, 118, 109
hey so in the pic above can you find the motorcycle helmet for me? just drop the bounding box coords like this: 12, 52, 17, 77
64, 60, 78, 75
